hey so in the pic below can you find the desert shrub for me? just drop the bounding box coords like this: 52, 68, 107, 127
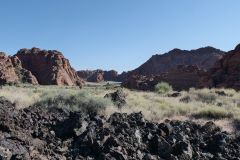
34, 92, 112, 114
154, 82, 172, 94
192, 107, 233, 119
196, 92, 216, 104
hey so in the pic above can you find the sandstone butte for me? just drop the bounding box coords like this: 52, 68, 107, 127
0, 47, 84, 87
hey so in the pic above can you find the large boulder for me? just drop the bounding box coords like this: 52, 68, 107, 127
14, 47, 83, 86
104, 89, 127, 108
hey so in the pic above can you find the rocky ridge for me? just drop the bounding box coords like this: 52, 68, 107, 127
131, 47, 224, 76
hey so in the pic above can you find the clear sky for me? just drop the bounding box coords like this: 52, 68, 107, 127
0, 1, 240, 72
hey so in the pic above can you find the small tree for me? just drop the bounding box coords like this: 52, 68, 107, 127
154, 82, 172, 94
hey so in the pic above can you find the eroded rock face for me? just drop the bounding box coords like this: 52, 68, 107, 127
10, 56, 38, 85
15, 48, 83, 87
209, 44, 240, 90
0, 52, 19, 85
0, 98, 239, 159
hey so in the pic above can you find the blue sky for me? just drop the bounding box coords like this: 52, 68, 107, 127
0, 1, 239, 72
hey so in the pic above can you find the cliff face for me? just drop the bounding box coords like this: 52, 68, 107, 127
14, 48, 83, 86
131, 47, 224, 75
209, 44, 240, 90
0, 52, 19, 85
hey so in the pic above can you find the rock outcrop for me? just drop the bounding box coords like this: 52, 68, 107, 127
87, 70, 104, 83
104, 89, 127, 108
14, 48, 83, 87
77, 69, 126, 82
0, 52, 38, 85
123, 65, 207, 91
10, 56, 38, 85
209, 44, 240, 90
103, 70, 118, 81
123, 46, 225, 91
131, 47, 224, 76
0, 97, 239, 159
0, 52, 19, 85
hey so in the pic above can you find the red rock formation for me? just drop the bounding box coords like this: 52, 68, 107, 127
131, 47, 224, 76
209, 44, 240, 90
103, 70, 118, 81
123, 65, 207, 91
77, 70, 95, 80
14, 48, 83, 87
10, 56, 38, 85
0, 52, 19, 85
87, 71, 104, 83
77, 69, 126, 82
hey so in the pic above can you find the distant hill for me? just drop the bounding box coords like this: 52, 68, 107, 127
130, 47, 225, 75
77, 70, 127, 82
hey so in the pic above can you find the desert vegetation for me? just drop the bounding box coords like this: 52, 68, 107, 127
0, 83, 240, 130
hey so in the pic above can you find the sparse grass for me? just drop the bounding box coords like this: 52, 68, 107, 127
0, 83, 240, 128
192, 106, 233, 119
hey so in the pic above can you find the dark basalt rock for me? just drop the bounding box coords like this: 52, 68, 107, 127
0, 98, 239, 159
104, 89, 127, 108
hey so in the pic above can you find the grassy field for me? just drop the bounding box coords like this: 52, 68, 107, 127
0, 83, 240, 132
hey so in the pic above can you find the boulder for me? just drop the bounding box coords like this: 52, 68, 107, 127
104, 89, 127, 108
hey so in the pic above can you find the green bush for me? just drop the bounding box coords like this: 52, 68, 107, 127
34, 92, 111, 114
154, 82, 172, 94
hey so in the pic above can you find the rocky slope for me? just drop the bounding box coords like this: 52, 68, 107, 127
14, 48, 83, 87
209, 44, 240, 90
131, 47, 224, 76
0, 97, 239, 159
